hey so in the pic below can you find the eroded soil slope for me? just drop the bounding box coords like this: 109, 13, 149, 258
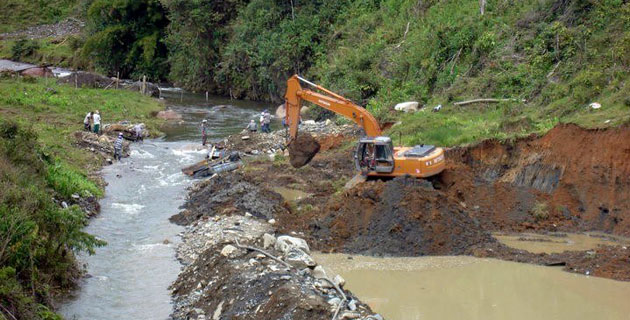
443, 123, 630, 235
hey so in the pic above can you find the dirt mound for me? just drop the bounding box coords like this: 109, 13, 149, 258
288, 133, 321, 168
171, 173, 287, 225
283, 176, 495, 256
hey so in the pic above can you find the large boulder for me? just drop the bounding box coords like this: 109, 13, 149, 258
394, 101, 419, 113
274, 235, 310, 254
21, 67, 53, 78
156, 109, 182, 120
288, 133, 320, 168
275, 104, 286, 118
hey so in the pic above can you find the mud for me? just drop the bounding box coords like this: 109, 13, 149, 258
170, 172, 287, 225
217, 123, 630, 281
292, 176, 496, 256
288, 132, 321, 168
175, 121, 630, 316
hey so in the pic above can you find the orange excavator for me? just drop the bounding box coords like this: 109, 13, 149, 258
284, 75, 445, 178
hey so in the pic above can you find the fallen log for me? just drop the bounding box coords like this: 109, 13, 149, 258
454, 98, 526, 106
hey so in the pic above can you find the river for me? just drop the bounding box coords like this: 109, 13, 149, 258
59, 92, 272, 319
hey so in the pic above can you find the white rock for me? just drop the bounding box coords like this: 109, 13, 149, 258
241, 136, 250, 140
340, 311, 361, 319
275, 235, 310, 254
325, 119, 332, 126
347, 299, 357, 311
333, 274, 346, 287
327, 297, 341, 306
589, 102, 601, 109
268, 219, 276, 225
284, 248, 316, 269
312, 265, 328, 279
212, 300, 224, 320
394, 101, 419, 113
263, 233, 276, 249
220, 245, 238, 257
303, 120, 316, 125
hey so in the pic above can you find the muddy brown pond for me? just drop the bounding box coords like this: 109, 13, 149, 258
314, 254, 630, 320
493, 232, 630, 254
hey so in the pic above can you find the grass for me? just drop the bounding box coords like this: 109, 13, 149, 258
0, 37, 84, 69
0, 0, 80, 33
0, 76, 164, 176
387, 92, 630, 148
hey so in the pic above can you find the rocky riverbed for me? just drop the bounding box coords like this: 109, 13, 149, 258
171, 210, 382, 320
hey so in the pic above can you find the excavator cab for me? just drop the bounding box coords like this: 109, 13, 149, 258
355, 136, 395, 174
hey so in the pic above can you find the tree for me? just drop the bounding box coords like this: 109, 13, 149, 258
82, 0, 169, 80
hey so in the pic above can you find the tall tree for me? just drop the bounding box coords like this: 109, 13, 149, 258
82, 0, 169, 80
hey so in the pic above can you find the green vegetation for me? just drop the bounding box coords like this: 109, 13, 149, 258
0, 77, 164, 319
0, 0, 81, 33
161, 0, 246, 92
157, 0, 630, 145
0, 120, 105, 320
0, 76, 164, 171
315, 0, 630, 146
532, 201, 550, 221
0, 37, 84, 69
82, 0, 169, 80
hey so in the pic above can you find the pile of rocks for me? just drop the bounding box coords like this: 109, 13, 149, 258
226, 121, 359, 156
0, 18, 84, 40
171, 213, 384, 320
74, 130, 130, 163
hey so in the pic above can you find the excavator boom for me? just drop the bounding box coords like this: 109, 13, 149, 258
284, 75, 382, 141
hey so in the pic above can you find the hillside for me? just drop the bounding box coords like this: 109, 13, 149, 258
157, 0, 630, 146
3, 0, 628, 144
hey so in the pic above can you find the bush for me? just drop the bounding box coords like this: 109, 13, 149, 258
0, 120, 105, 319
11, 39, 40, 60
531, 201, 549, 221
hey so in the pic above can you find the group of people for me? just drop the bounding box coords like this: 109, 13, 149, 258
199, 109, 275, 146
243, 109, 273, 134
83, 110, 102, 134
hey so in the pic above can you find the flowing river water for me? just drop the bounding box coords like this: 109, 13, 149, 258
59, 91, 272, 319
60, 91, 630, 320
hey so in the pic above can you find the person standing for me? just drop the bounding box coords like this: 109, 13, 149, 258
113, 133, 124, 161
92, 110, 101, 135
201, 119, 208, 146
83, 111, 93, 132
261, 109, 271, 133
133, 123, 144, 142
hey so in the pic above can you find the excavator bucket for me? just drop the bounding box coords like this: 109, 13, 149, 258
288, 133, 320, 168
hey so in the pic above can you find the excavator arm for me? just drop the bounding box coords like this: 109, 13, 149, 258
284, 75, 382, 142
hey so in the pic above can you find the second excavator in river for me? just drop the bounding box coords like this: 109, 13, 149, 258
284, 75, 445, 178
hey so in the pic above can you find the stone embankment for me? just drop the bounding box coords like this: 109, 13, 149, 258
171, 213, 382, 320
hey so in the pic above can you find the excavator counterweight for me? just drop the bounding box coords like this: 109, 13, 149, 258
284, 75, 445, 178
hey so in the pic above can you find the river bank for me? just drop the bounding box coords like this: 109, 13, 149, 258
172, 121, 630, 291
